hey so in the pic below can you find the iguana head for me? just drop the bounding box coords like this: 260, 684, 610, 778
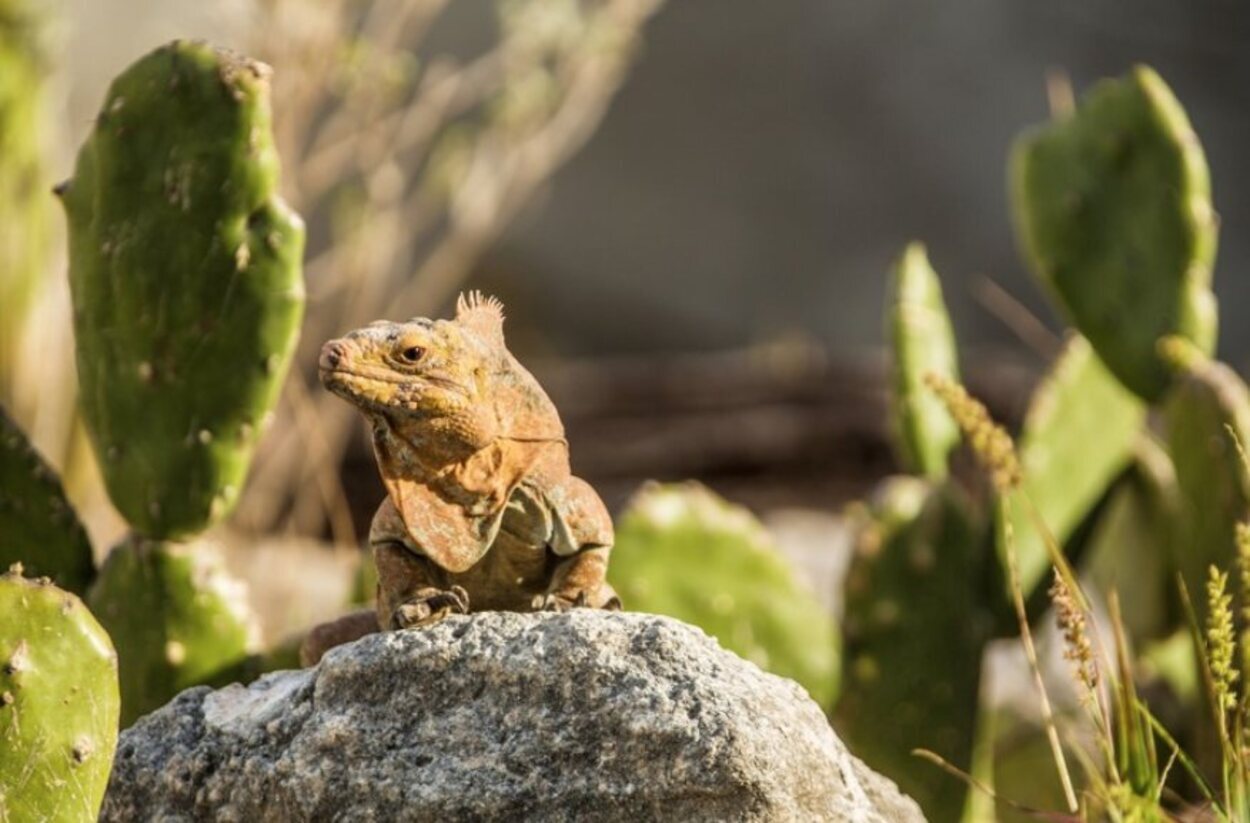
318, 291, 564, 459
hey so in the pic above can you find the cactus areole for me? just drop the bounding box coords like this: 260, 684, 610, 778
59, 40, 305, 538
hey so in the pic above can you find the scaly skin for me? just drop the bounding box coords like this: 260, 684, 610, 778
304, 293, 618, 662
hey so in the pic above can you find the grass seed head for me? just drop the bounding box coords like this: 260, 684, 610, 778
922, 372, 1022, 492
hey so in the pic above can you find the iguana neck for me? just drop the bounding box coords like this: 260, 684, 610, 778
370, 416, 566, 477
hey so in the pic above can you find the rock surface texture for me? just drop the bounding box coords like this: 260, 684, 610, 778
101, 611, 923, 822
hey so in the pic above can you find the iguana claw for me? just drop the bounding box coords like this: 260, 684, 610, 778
532, 591, 590, 612
393, 585, 470, 629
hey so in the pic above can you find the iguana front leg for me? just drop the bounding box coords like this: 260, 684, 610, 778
374, 541, 470, 629
371, 498, 472, 629
533, 546, 621, 611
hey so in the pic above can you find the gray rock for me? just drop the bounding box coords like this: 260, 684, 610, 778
101, 611, 923, 822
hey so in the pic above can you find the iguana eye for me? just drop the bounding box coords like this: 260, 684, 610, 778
399, 346, 424, 364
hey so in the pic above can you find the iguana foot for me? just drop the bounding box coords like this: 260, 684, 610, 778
531, 591, 590, 612
532, 587, 623, 612
392, 585, 470, 629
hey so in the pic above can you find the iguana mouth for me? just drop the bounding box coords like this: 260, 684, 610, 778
320, 367, 469, 396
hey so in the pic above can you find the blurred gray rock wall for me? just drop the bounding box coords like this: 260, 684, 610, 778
488, 0, 1250, 366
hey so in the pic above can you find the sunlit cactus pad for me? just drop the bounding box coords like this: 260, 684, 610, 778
887, 242, 960, 480
608, 482, 839, 709
0, 566, 119, 821
87, 536, 258, 726
1010, 65, 1218, 402
1001, 335, 1144, 598
60, 39, 305, 538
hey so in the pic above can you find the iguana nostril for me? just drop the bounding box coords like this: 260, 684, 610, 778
319, 340, 345, 370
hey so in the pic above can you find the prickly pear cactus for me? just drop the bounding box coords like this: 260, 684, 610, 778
0, 405, 95, 593
888, 242, 960, 479
87, 536, 258, 726
59, 40, 305, 538
837, 477, 986, 823
608, 482, 839, 709
0, 0, 50, 387
0, 566, 119, 821
1084, 439, 1179, 641
1162, 354, 1250, 617
1002, 335, 1144, 600
1010, 66, 1218, 402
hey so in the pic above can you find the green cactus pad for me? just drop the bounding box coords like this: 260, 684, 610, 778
0, 405, 95, 593
87, 536, 258, 726
0, 566, 119, 821
887, 242, 961, 479
1001, 335, 1144, 601
59, 40, 305, 538
1084, 439, 1179, 641
836, 477, 986, 823
608, 482, 839, 709
1162, 355, 1250, 616
1010, 65, 1218, 402
0, 0, 50, 383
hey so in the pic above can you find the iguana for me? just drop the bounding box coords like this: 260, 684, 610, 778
301, 293, 619, 665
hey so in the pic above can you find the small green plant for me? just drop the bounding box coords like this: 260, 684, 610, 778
0, 564, 120, 821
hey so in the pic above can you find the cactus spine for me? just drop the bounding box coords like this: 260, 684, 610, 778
0, 566, 119, 821
609, 482, 840, 709
888, 242, 960, 479
1010, 66, 1218, 402
59, 40, 305, 539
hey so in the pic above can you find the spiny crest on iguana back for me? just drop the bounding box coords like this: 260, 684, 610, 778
455, 290, 506, 345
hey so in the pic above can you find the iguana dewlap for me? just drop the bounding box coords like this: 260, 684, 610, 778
317, 292, 619, 638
